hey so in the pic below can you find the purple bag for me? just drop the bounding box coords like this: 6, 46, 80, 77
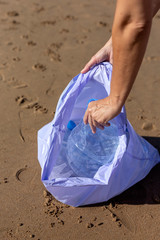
38, 62, 160, 207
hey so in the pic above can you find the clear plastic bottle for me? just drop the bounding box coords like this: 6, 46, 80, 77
67, 120, 119, 178
52, 120, 76, 178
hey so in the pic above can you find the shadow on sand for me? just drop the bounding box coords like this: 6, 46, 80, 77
83, 136, 160, 207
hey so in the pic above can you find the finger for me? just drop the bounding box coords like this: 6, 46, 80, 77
103, 122, 110, 127
88, 114, 96, 134
83, 108, 89, 125
81, 56, 97, 74
96, 123, 104, 130
91, 118, 104, 131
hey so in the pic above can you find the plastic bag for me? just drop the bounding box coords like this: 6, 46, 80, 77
37, 62, 160, 207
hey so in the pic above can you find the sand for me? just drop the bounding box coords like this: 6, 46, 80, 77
0, 0, 160, 239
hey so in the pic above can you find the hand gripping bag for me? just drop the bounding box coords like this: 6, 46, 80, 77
37, 62, 160, 207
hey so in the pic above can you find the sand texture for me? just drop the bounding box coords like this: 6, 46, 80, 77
0, 0, 160, 239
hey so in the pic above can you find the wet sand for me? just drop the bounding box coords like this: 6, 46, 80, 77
0, 0, 160, 239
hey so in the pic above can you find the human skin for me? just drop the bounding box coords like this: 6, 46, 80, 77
82, 0, 160, 134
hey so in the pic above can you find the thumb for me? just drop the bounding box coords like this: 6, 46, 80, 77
81, 56, 97, 74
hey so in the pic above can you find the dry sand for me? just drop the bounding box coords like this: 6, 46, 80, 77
0, 0, 160, 239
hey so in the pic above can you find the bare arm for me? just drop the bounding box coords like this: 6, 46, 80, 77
83, 0, 160, 133
110, 0, 153, 106
81, 0, 160, 74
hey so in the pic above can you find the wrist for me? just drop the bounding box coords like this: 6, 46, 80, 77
107, 94, 125, 108
105, 36, 112, 47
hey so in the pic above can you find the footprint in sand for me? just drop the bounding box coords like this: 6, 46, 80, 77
33, 6, 45, 13
59, 28, 69, 34
107, 204, 136, 232
27, 41, 37, 46
50, 42, 63, 50
15, 95, 48, 113
20, 34, 29, 39
6, 41, 13, 46
45, 87, 54, 96
32, 63, 47, 71
144, 56, 160, 62
86, 222, 94, 228
20, 34, 37, 46
64, 15, 78, 21
77, 216, 83, 224
12, 56, 21, 62
12, 46, 22, 52
98, 21, 108, 27
4, 25, 18, 31
0, 177, 9, 184
46, 48, 61, 62
7, 11, 19, 17
11, 20, 20, 25
41, 20, 56, 26
34, 103, 48, 113
0, 18, 8, 23
6, 77, 28, 89
43, 190, 67, 226
46, 42, 63, 62
86, 217, 104, 228
141, 121, 155, 131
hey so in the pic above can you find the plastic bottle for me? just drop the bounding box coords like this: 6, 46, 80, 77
52, 120, 76, 178
67, 120, 119, 178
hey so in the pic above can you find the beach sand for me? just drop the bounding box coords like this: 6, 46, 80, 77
0, 0, 160, 239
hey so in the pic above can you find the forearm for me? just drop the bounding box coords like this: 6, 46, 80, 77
109, 0, 153, 106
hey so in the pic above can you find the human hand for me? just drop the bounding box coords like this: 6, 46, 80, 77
81, 37, 113, 74
83, 96, 123, 134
